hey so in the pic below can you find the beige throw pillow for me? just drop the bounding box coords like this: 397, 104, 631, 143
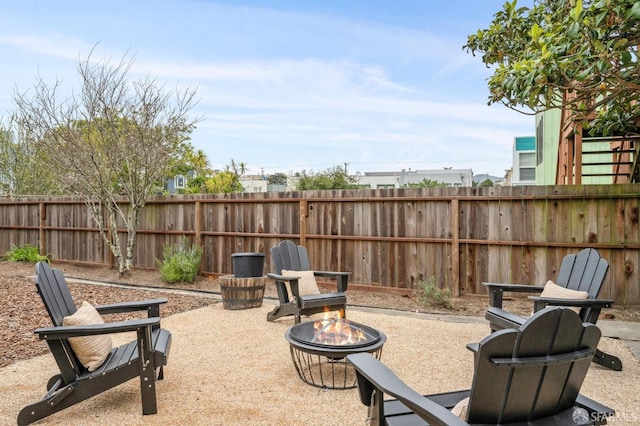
540, 280, 588, 313
540, 280, 589, 300
451, 397, 469, 420
281, 270, 320, 296
63, 301, 113, 372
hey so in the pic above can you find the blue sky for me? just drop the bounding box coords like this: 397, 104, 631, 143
0, 0, 535, 177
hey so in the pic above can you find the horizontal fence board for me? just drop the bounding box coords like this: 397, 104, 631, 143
1, 184, 640, 304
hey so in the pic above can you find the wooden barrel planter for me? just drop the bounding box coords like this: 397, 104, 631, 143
219, 275, 266, 310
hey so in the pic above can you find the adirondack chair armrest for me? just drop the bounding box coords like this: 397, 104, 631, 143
529, 296, 614, 313
95, 298, 168, 316
266, 273, 300, 297
313, 271, 349, 292
266, 272, 291, 281
347, 353, 468, 426
34, 317, 161, 340
483, 282, 544, 308
482, 282, 544, 292
491, 347, 596, 367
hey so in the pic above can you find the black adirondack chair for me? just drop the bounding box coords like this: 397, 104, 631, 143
266, 240, 349, 323
18, 262, 172, 426
483, 248, 621, 371
348, 307, 614, 426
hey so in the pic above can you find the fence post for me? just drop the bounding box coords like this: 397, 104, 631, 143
450, 198, 460, 297
194, 201, 202, 245
39, 202, 47, 257
195, 200, 203, 274
299, 199, 308, 246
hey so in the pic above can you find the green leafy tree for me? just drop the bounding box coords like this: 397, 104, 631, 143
403, 178, 447, 188
203, 171, 243, 193
479, 178, 495, 187
167, 146, 214, 194
205, 170, 244, 194
182, 159, 246, 194
168, 146, 211, 180
296, 165, 359, 190
267, 172, 288, 186
0, 121, 61, 195
181, 175, 208, 194
207, 159, 246, 193
13, 50, 199, 276
464, 0, 640, 135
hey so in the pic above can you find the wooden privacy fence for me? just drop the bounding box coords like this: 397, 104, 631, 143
1, 184, 639, 304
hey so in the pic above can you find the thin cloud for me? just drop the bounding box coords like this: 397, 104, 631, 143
0, 34, 89, 61
0, 1, 534, 177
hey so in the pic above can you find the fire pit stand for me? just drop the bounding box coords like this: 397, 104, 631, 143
284, 320, 386, 389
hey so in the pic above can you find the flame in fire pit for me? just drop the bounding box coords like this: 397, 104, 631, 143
286, 312, 383, 351
311, 312, 367, 346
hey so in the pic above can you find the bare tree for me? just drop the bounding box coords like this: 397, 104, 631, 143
13, 50, 199, 275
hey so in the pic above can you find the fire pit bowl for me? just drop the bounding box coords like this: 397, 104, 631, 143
284, 318, 386, 389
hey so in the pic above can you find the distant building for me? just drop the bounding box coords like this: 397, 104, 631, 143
165, 170, 195, 193
512, 136, 536, 186
237, 169, 474, 192
534, 109, 629, 185
191, 168, 480, 194
356, 169, 473, 189
239, 174, 296, 192
240, 174, 268, 193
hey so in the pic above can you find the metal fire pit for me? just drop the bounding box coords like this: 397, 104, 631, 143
284, 319, 386, 389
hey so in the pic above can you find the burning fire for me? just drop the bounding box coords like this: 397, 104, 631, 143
311, 309, 366, 345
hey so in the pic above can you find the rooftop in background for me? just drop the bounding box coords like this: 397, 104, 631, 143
236, 168, 481, 193
361, 168, 474, 188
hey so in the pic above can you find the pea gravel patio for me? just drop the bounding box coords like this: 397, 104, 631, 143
1, 302, 638, 425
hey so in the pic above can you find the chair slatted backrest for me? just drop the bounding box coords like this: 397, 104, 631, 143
270, 240, 311, 274
34, 261, 85, 377
557, 248, 609, 298
35, 262, 77, 326
467, 307, 600, 424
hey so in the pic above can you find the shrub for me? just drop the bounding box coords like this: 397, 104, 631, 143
416, 276, 452, 309
3, 244, 50, 263
157, 237, 203, 284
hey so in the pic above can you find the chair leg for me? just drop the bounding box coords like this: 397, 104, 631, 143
266, 302, 298, 322
139, 365, 158, 415
137, 327, 159, 415
157, 366, 164, 381
19, 398, 60, 426
593, 348, 623, 371
18, 381, 75, 426
267, 305, 281, 322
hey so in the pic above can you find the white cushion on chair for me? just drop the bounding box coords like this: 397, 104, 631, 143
63, 301, 113, 371
540, 280, 588, 300
281, 270, 320, 296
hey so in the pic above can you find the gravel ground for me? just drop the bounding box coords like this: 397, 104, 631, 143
2, 260, 639, 369
1, 261, 639, 425
0, 262, 218, 368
